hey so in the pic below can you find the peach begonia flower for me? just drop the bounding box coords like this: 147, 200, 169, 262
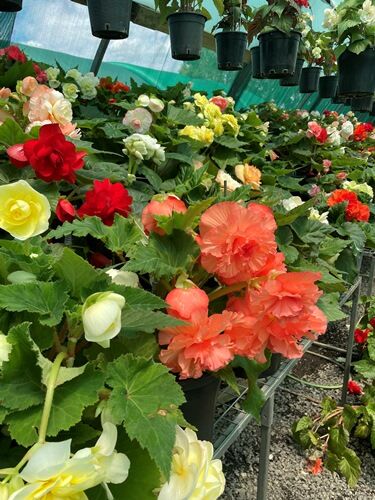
141, 195, 187, 235
235, 164, 262, 190
228, 272, 327, 359
197, 201, 285, 285
21, 76, 38, 97
0, 87, 11, 99
26, 120, 81, 140
27, 85, 73, 126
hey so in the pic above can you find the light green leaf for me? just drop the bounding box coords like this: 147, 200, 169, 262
47, 216, 109, 241
291, 218, 332, 244
319, 236, 349, 258
353, 359, 375, 379
122, 306, 184, 334
0, 118, 30, 147
167, 105, 203, 126
317, 293, 346, 322
338, 449, 361, 487
106, 354, 185, 478
155, 198, 214, 235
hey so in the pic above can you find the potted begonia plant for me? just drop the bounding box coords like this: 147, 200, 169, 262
248, 0, 309, 78
87, 0, 133, 39
323, 0, 375, 96
0, 0, 21, 10
317, 33, 338, 98
155, 0, 211, 61
298, 30, 322, 94
213, 0, 253, 71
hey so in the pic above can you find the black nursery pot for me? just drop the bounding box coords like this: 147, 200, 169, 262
215, 31, 247, 71
168, 12, 206, 61
299, 66, 321, 93
258, 30, 301, 79
338, 47, 375, 97
179, 374, 220, 441
279, 57, 304, 87
351, 95, 374, 112
371, 102, 375, 116
318, 75, 338, 98
0, 0, 22, 11
87, 0, 132, 39
251, 46, 264, 79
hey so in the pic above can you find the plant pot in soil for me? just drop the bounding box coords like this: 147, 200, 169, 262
215, 31, 247, 71
0, 0, 21, 10
168, 12, 206, 61
351, 95, 374, 112
251, 46, 264, 79
318, 75, 338, 98
299, 66, 321, 93
87, 0, 132, 39
279, 58, 304, 87
258, 30, 301, 79
338, 47, 375, 96
179, 374, 220, 441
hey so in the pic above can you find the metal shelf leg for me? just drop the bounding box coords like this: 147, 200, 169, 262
341, 278, 362, 405
256, 395, 275, 500
367, 255, 375, 296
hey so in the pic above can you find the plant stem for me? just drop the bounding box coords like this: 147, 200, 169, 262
287, 374, 343, 390
208, 281, 247, 302
38, 352, 67, 444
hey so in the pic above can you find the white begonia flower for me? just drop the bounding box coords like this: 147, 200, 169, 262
62, 83, 79, 102
312, 47, 322, 59
343, 180, 374, 199
340, 121, 354, 140
77, 72, 99, 100
149, 97, 165, 113
46, 67, 60, 88
304, 40, 311, 50
65, 68, 82, 81
359, 0, 375, 25
327, 127, 342, 146
136, 94, 150, 107
106, 269, 140, 288
215, 170, 241, 192
123, 133, 166, 165
323, 8, 340, 29
122, 108, 153, 134
0, 334, 11, 368
310, 110, 320, 118
309, 208, 329, 225
82, 292, 125, 348
282, 196, 304, 211
158, 427, 225, 500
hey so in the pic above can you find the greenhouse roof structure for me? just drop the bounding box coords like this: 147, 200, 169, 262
0, 0, 371, 119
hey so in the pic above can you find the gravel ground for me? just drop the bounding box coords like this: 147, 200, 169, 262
220, 260, 375, 500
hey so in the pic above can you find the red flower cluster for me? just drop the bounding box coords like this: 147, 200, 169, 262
327, 189, 370, 222
370, 318, 375, 328
99, 77, 129, 94
353, 123, 373, 142
307, 121, 328, 144
308, 458, 323, 476
33, 62, 47, 83
354, 328, 370, 344
347, 380, 362, 395
7, 124, 86, 183
141, 195, 187, 235
295, 0, 309, 6
0, 45, 26, 63
210, 96, 229, 112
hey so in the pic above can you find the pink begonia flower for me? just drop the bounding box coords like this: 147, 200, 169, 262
322, 159, 332, 173
210, 96, 229, 112
308, 184, 321, 197
0, 87, 11, 99
306, 121, 328, 143
141, 195, 187, 235
122, 107, 153, 134
27, 85, 73, 126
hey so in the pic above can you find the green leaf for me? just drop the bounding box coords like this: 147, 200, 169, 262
106, 354, 185, 478
167, 105, 203, 126
293, 415, 313, 433
321, 396, 337, 417
214, 136, 247, 149
291, 218, 332, 244
338, 449, 361, 487
0, 119, 29, 147
336, 223, 366, 256
155, 198, 213, 235
0, 281, 69, 326
112, 286, 165, 310
216, 367, 240, 395
353, 359, 375, 379
319, 236, 349, 258
342, 405, 358, 433
328, 427, 349, 456
122, 306, 184, 334
125, 230, 200, 279
48, 217, 109, 241
317, 293, 346, 322
0, 323, 43, 411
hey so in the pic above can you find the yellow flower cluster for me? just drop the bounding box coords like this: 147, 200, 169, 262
194, 93, 240, 137
179, 125, 215, 145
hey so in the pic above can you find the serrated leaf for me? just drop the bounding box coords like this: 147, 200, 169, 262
48, 217, 109, 241
0, 118, 30, 147
106, 354, 185, 478
111, 286, 165, 310
167, 105, 203, 126
321, 396, 337, 417
291, 218, 332, 244
342, 405, 358, 433
353, 359, 375, 379
293, 416, 313, 433
319, 236, 350, 258
155, 198, 214, 235
338, 449, 361, 487
0, 281, 69, 326
328, 427, 349, 456
125, 230, 199, 279
317, 293, 346, 322
122, 306, 185, 334
336, 223, 366, 256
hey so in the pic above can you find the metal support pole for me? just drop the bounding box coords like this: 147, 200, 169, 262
90, 39, 110, 75
367, 252, 375, 296
341, 278, 362, 405
308, 96, 322, 112
256, 395, 274, 500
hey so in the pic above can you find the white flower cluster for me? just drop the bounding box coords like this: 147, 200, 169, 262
323, 8, 340, 29
359, 0, 375, 25
66, 69, 100, 100
343, 180, 374, 199
123, 133, 166, 165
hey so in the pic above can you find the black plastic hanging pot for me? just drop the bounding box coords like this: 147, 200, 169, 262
87, 0, 132, 39
332, 93, 347, 104
371, 102, 375, 116
338, 47, 375, 96
318, 75, 338, 98
179, 374, 220, 441
258, 30, 301, 79
251, 46, 264, 79
351, 95, 374, 112
215, 31, 247, 71
299, 66, 321, 93
168, 12, 206, 61
279, 58, 304, 86
0, 0, 22, 11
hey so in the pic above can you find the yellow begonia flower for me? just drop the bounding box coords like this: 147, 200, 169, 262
222, 114, 240, 136
203, 103, 222, 121
179, 126, 214, 145
193, 93, 209, 110
10, 423, 129, 500
235, 164, 262, 190
158, 426, 225, 500
0, 180, 51, 240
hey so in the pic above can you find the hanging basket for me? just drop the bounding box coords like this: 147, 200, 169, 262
0, 0, 22, 11
87, 0, 132, 39
338, 47, 375, 97
251, 46, 264, 79
351, 95, 374, 112
318, 75, 338, 98
279, 58, 304, 87
215, 31, 247, 71
168, 12, 206, 61
179, 374, 220, 441
258, 30, 301, 79
299, 66, 321, 93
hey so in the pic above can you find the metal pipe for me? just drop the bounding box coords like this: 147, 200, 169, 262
90, 38, 110, 75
